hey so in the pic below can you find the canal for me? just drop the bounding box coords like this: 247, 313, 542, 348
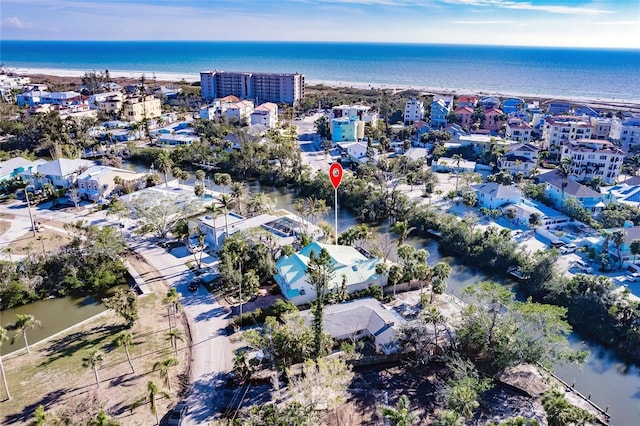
4, 162, 638, 423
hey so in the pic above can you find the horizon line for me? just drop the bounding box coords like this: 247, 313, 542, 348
2, 39, 639, 51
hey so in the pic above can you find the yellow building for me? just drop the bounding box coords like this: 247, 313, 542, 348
122, 96, 161, 122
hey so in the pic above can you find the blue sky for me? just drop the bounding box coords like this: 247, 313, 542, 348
1, 0, 639, 48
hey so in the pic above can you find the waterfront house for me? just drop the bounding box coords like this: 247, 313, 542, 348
589, 117, 613, 140
478, 96, 500, 109
16, 90, 49, 107
536, 170, 606, 213
0, 157, 42, 183
429, 99, 450, 129
299, 298, 405, 355
547, 102, 571, 115
274, 242, 386, 306
76, 165, 145, 202
33, 158, 95, 189
472, 182, 523, 210
509, 199, 569, 228
457, 95, 477, 108
123, 96, 162, 122
198, 209, 320, 250
331, 104, 378, 126
574, 106, 600, 118
501, 98, 525, 114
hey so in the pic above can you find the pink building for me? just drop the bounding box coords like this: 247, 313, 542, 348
454, 106, 474, 129
483, 107, 506, 131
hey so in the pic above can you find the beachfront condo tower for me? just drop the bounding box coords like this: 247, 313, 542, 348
200, 71, 304, 105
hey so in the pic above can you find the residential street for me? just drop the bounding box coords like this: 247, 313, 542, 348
0, 200, 236, 425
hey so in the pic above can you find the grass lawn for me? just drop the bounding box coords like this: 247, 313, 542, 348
1, 288, 191, 425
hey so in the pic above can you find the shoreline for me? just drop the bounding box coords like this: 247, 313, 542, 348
8, 66, 640, 110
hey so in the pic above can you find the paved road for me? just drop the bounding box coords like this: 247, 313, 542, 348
0, 198, 236, 424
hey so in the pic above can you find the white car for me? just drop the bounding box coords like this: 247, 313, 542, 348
559, 243, 578, 254
572, 259, 593, 274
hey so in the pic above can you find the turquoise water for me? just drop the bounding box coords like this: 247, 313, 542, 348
1, 41, 639, 101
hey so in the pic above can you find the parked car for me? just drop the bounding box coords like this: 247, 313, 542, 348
550, 240, 565, 249
559, 243, 578, 254
167, 402, 188, 426
188, 278, 201, 292
572, 259, 593, 274
626, 272, 640, 282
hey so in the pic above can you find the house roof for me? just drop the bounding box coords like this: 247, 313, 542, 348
536, 170, 602, 198
254, 102, 278, 112
404, 148, 428, 162
0, 157, 34, 175
77, 165, 140, 183
458, 95, 477, 103
454, 106, 474, 114
506, 143, 539, 154
275, 242, 382, 292
507, 119, 532, 130
299, 297, 405, 342
37, 158, 94, 178
621, 226, 640, 245
472, 182, 522, 199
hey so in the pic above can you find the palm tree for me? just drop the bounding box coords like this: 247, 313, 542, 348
219, 194, 235, 239
612, 228, 627, 268
391, 220, 415, 247
430, 262, 451, 304
114, 331, 135, 374
505, 205, 517, 225
163, 287, 181, 330
388, 264, 404, 297
12, 314, 41, 354
143, 380, 170, 425
0, 327, 11, 400
230, 181, 248, 215
153, 357, 179, 392
452, 154, 462, 193
556, 158, 573, 205
195, 169, 206, 188
82, 349, 105, 387
155, 152, 173, 187
166, 329, 184, 358
380, 395, 419, 426
90, 410, 119, 426
312, 198, 330, 224
247, 192, 276, 216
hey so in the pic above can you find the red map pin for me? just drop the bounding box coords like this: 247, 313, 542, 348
329, 162, 343, 189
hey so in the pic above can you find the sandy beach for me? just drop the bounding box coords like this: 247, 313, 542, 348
9, 66, 640, 112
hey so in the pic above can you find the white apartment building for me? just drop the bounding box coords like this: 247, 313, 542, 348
590, 117, 614, 140
200, 71, 304, 105
542, 116, 593, 157
560, 139, 624, 184
250, 102, 279, 128
122, 96, 162, 122
404, 99, 424, 124
610, 117, 640, 152
505, 118, 532, 143
224, 100, 254, 124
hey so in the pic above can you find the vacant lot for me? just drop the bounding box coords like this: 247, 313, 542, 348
1, 262, 191, 425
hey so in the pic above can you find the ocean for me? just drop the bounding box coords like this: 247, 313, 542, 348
1, 40, 639, 102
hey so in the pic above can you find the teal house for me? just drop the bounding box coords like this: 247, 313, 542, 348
274, 242, 386, 306
0, 157, 41, 183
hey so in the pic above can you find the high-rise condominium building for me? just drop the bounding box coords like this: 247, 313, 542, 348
200, 71, 304, 105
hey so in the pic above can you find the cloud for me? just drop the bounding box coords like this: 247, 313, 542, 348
2, 16, 31, 29
453, 19, 517, 24
441, 0, 611, 15
595, 20, 640, 25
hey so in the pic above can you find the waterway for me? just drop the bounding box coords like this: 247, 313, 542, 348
0, 286, 126, 356
4, 163, 639, 422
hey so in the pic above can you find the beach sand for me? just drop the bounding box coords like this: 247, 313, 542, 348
12, 67, 640, 112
